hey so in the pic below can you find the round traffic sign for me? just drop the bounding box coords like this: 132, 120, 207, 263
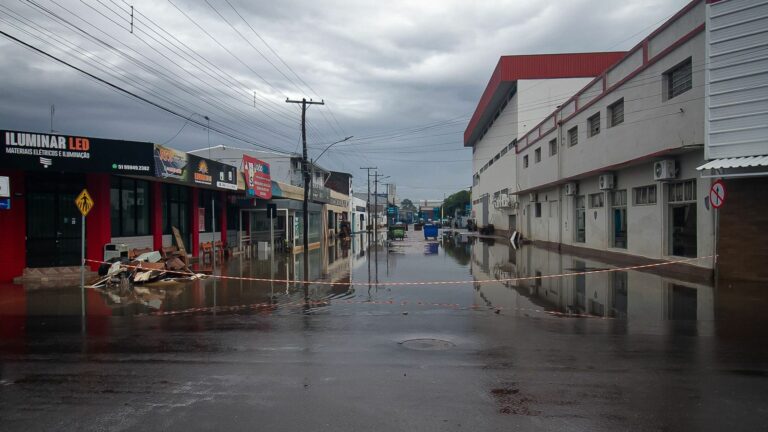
709, 180, 726, 209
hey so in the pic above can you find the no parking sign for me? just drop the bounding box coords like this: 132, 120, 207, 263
709, 180, 726, 209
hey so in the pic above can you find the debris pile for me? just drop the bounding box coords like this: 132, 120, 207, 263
89, 245, 207, 288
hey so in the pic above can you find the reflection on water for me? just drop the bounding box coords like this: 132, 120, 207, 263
470, 238, 714, 323
2, 228, 768, 338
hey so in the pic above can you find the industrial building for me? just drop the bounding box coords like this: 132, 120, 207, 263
468, 0, 717, 278
697, 0, 768, 281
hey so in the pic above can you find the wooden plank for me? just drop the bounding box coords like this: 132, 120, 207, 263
171, 226, 188, 258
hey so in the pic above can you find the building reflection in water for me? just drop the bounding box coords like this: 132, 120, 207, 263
467, 238, 714, 324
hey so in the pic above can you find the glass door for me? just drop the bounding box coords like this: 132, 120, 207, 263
26, 174, 85, 267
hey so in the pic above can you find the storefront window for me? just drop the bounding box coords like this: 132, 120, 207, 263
162, 184, 189, 236
110, 177, 150, 237
198, 189, 222, 232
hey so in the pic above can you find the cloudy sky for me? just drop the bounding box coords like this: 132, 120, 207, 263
0, 0, 690, 200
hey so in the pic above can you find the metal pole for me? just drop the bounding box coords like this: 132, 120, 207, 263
80, 214, 85, 318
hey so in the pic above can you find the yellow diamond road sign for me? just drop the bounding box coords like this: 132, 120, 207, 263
75, 189, 94, 217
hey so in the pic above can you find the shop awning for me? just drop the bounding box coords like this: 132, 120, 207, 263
697, 155, 768, 170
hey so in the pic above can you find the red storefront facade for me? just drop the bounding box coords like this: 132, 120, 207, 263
0, 130, 238, 282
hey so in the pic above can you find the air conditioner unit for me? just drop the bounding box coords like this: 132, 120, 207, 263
564, 182, 578, 196
598, 174, 615, 190
654, 159, 678, 181
529, 192, 538, 202
492, 198, 499, 209
104, 243, 129, 261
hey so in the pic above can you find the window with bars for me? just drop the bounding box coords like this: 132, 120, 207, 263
568, 126, 578, 146
589, 192, 604, 208
534, 147, 541, 163
612, 190, 627, 206
668, 179, 696, 203
523, 155, 529, 168
665, 58, 692, 100
588, 112, 600, 137
549, 138, 557, 156
608, 98, 624, 127
633, 185, 657, 205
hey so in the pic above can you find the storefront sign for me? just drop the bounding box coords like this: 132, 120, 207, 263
242, 155, 272, 199
153, 144, 237, 191
154, 144, 188, 181
329, 197, 348, 208
1, 130, 153, 175
311, 186, 331, 203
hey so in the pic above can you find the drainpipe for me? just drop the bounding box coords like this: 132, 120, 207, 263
557, 110, 564, 247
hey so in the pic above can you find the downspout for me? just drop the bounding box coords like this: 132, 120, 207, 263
557, 110, 564, 247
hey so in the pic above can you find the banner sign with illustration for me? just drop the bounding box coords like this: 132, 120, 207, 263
154, 144, 237, 191
242, 155, 271, 199
188, 154, 237, 190
1, 130, 153, 175
154, 144, 188, 180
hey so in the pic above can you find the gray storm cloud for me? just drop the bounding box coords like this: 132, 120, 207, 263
0, 0, 688, 199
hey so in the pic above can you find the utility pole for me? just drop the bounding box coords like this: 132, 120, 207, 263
372, 173, 389, 243
287, 97, 324, 283
382, 182, 394, 227
360, 167, 376, 234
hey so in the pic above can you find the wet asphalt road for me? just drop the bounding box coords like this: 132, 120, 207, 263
2, 230, 768, 431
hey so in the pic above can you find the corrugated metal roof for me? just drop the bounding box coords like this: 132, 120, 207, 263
696, 155, 768, 170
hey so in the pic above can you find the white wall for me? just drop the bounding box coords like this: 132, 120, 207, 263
472, 78, 591, 230
518, 152, 715, 268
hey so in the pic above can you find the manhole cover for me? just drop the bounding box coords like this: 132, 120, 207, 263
400, 338, 455, 351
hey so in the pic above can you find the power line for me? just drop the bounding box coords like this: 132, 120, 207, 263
0, 28, 292, 154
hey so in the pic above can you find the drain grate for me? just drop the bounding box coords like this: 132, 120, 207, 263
400, 338, 455, 351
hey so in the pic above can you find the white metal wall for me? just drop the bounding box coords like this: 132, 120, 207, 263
706, 0, 768, 158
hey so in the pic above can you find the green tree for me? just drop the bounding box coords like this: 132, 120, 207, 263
400, 198, 417, 212
443, 190, 470, 217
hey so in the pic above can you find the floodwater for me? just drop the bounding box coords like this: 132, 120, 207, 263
2, 228, 768, 431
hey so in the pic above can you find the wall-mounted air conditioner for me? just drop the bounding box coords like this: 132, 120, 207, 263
654, 159, 678, 181
598, 174, 615, 190
564, 182, 578, 196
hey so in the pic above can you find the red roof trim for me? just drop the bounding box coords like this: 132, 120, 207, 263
464, 52, 626, 147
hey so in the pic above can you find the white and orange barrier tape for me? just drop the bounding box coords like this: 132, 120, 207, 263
85, 254, 714, 287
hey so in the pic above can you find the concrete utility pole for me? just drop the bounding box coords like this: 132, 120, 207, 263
286, 98, 324, 282
360, 167, 377, 233
372, 173, 389, 242
382, 182, 394, 226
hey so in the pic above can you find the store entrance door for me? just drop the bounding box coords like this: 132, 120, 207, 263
26, 174, 86, 267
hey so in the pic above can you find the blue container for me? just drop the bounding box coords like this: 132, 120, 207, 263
423, 224, 438, 240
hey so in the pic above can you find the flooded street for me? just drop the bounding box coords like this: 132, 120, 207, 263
2, 229, 768, 431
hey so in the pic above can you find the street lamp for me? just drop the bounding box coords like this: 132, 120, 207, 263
315, 135, 353, 163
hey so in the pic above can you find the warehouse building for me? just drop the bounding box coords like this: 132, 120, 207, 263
468, 0, 716, 278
